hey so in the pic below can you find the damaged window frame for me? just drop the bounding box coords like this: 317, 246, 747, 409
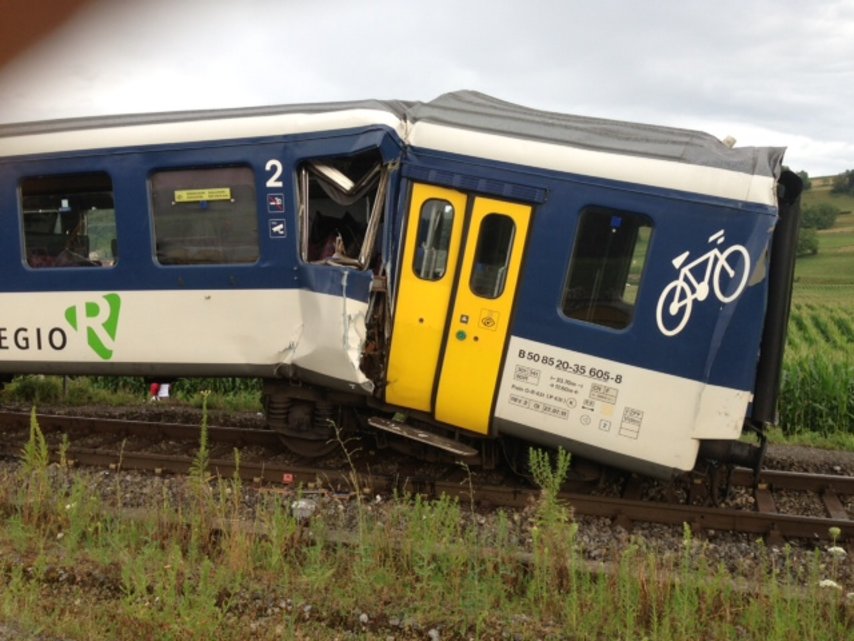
298, 151, 390, 269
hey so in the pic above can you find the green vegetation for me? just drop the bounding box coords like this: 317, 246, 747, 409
0, 375, 262, 413
783, 183, 854, 442
793, 209, 854, 290
831, 169, 854, 196
781, 304, 852, 440
1, 425, 850, 640
801, 203, 840, 231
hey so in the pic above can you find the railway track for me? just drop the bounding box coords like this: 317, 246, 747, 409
0, 410, 851, 542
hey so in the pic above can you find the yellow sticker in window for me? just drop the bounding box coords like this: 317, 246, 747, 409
174, 188, 232, 203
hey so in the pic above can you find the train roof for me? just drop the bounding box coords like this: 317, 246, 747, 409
0, 90, 783, 206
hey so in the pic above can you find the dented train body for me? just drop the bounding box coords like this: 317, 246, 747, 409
0, 91, 800, 477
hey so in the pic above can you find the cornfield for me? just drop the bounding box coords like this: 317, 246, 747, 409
780, 303, 853, 436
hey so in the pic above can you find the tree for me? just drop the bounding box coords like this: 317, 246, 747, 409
797, 170, 811, 191
831, 169, 854, 195
801, 203, 840, 230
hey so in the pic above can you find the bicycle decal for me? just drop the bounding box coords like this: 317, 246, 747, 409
655, 230, 750, 337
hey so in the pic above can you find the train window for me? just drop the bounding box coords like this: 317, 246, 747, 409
300, 149, 389, 269
562, 208, 652, 329
150, 166, 259, 265
470, 213, 516, 299
413, 199, 454, 280
20, 172, 117, 268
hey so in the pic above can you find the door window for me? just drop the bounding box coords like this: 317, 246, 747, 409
413, 198, 454, 281
470, 213, 516, 299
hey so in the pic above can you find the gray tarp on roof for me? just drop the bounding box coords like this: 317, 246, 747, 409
408, 91, 784, 179
0, 90, 784, 180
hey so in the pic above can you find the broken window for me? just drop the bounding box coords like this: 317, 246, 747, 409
562, 208, 652, 329
300, 149, 389, 269
21, 172, 117, 268
150, 166, 259, 265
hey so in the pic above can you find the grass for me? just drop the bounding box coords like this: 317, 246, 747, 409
800, 185, 854, 214
1, 420, 851, 640
796, 190, 854, 293
0, 374, 263, 413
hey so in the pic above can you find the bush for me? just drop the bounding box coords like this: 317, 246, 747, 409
1, 375, 64, 404
796, 227, 818, 256
800, 203, 840, 230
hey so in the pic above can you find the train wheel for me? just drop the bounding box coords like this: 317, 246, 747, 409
277, 433, 339, 458
266, 397, 340, 458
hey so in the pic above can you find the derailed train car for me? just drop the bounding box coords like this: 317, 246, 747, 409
0, 91, 801, 477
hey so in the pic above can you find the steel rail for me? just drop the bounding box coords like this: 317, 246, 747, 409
2, 443, 847, 543
1, 410, 851, 541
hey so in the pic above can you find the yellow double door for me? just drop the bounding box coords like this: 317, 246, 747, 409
385, 183, 532, 435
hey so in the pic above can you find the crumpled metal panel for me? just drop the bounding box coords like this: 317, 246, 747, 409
285, 266, 374, 392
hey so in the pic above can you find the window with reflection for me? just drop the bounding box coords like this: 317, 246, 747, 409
150, 166, 259, 265
21, 172, 117, 268
562, 208, 652, 329
413, 199, 454, 280
470, 213, 516, 299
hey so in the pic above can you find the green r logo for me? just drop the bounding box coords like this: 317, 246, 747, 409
65, 293, 122, 360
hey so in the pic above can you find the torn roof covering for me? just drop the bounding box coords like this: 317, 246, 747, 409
0, 90, 784, 190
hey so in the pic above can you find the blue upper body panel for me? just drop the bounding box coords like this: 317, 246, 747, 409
0, 126, 401, 303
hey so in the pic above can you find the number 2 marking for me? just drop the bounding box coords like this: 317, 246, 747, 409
265, 159, 283, 188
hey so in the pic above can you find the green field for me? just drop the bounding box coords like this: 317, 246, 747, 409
781, 185, 853, 439
794, 187, 854, 296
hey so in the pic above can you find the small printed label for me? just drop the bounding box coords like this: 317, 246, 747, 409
479, 309, 499, 330
174, 187, 232, 202
509, 394, 569, 420
619, 407, 644, 439
589, 382, 618, 405
513, 365, 540, 385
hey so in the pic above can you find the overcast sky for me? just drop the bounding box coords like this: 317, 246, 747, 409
1, 0, 852, 177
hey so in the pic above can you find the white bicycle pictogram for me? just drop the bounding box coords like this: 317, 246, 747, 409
655, 230, 751, 337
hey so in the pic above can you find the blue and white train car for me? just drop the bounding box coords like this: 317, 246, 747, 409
0, 91, 800, 477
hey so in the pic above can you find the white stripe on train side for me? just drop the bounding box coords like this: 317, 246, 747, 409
495, 336, 751, 471
1, 109, 776, 208
0, 109, 406, 158
409, 122, 778, 207
0, 289, 372, 390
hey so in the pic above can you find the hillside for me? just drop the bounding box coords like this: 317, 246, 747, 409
794, 183, 854, 306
